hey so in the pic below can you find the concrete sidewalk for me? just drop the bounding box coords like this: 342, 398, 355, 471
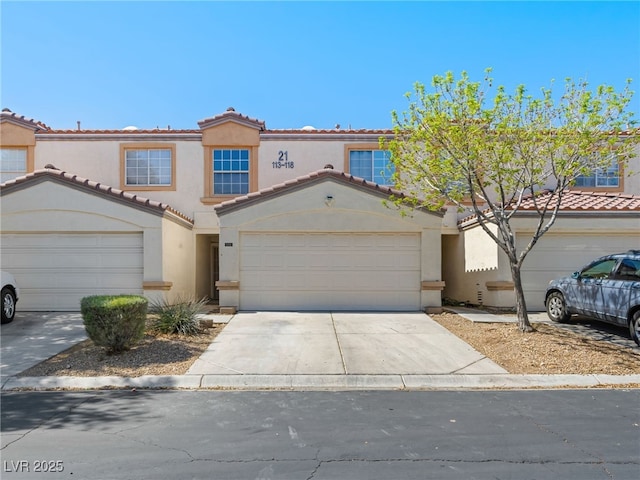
1, 310, 639, 391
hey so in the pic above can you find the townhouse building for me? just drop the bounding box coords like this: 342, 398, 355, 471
1, 107, 638, 313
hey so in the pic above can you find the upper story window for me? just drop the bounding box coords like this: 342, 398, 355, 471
0, 148, 27, 183
125, 149, 172, 186
348, 149, 394, 185
573, 155, 622, 190
574, 163, 620, 188
213, 148, 250, 195
120, 144, 175, 191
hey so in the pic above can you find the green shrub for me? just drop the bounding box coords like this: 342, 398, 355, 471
80, 295, 148, 354
149, 295, 207, 335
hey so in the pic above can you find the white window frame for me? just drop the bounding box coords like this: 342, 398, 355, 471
0, 147, 27, 183
574, 158, 621, 188
212, 148, 250, 195
124, 148, 172, 186
348, 149, 394, 185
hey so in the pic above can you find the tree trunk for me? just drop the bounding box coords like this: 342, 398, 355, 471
510, 262, 534, 332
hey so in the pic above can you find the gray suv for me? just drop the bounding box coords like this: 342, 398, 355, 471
545, 250, 640, 346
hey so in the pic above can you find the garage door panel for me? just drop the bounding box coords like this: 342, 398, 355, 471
239, 232, 421, 311
1, 233, 143, 311
308, 236, 330, 248
287, 253, 311, 267
520, 234, 636, 311
241, 290, 420, 312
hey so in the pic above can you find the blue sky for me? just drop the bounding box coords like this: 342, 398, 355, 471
2, 1, 639, 130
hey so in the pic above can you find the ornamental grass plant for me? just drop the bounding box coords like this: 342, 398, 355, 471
149, 295, 208, 335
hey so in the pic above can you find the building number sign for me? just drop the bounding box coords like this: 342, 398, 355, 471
273, 151, 294, 169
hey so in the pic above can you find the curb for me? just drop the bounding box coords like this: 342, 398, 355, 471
3, 374, 640, 391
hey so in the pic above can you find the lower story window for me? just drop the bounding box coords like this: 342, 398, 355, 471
349, 150, 394, 185
213, 148, 249, 195
1, 148, 27, 183
125, 149, 172, 186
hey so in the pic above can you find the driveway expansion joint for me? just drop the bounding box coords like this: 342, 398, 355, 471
330, 312, 348, 374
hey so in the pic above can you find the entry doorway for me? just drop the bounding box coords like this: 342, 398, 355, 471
195, 234, 220, 304
210, 242, 219, 302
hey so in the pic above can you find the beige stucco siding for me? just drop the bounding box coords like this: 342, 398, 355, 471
1, 181, 163, 231
1, 179, 194, 309
217, 178, 443, 311
155, 216, 196, 303
35, 141, 121, 189
34, 139, 206, 222
258, 140, 348, 189
442, 232, 514, 307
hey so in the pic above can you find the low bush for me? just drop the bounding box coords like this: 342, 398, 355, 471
149, 295, 207, 335
80, 295, 148, 354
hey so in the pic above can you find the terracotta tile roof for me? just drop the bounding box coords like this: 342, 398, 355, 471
517, 189, 640, 211
264, 128, 393, 135
5, 107, 639, 137
1, 108, 50, 131
215, 168, 443, 216
0, 168, 193, 225
39, 128, 390, 137
459, 189, 640, 227
40, 129, 201, 135
198, 107, 265, 130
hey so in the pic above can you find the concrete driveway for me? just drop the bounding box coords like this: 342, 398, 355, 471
187, 312, 507, 375
4, 311, 639, 391
1, 311, 506, 383
0, 312, 87, 379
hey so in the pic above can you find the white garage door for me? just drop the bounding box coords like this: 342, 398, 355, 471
520, 234, 637, 311
239, 232, 422, 311
1, 233, 143, 311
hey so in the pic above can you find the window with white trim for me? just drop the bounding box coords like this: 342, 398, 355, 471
349, 149, 394, 185
574, 160, 620, 188
213, 148, 249, 195
0, 148, 27, 183
125, 148, 172, 186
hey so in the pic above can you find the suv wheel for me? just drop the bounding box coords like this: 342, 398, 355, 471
1, 287, 16, 324
629, 311, 640, 347
546, 291, 571, 323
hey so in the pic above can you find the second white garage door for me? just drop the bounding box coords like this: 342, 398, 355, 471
1, 233, 144, 311
239, 232, 422, 311
520, 234, 637, 311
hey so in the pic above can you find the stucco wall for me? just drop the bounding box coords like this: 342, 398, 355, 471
1, 181, 163, 231
258, 139, 350, 188
34, 139, 206, 220
217, 178, 443, 310
157, 216, 195, 302
1, 179, 194, 305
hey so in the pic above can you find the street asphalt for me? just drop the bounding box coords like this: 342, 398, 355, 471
1, 309, 639, 391
3, 389, 639, 479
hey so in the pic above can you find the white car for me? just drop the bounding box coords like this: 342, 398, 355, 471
1, 271, 19, 324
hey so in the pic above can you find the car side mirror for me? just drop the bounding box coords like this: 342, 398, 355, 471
571, 271, 580, 279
